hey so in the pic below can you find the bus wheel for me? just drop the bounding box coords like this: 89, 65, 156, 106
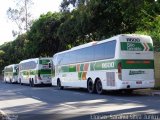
19, 79, 23, 85
95, 79, 103, 94
29, 80, 32, 87
31, 79, 35, 87
87, 79, 95, 93
57, 80, 63, 90
10, 79, 12, 84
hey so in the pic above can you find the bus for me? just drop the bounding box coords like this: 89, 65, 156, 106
52, 34, 155, 94
4, 64, 19, 83
18, 58, 52, 86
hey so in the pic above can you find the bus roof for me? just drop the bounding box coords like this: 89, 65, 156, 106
4, 64, 19, 69
54, 34, 152, 56
19, 57, 52, 64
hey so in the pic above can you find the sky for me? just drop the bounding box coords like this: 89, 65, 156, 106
0, 0, 62, 45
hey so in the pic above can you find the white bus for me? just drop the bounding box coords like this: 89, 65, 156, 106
4, 64, 19, 83
18, 58, 52, 86
52, 34, 155, 94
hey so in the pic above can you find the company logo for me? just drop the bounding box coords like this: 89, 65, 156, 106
127, 38, 140, 42
129, 70, 145, 75
102, 62, 114, 69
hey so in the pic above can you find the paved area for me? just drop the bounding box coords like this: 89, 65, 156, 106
0, 81, 160, 120
134, 89, 160, 96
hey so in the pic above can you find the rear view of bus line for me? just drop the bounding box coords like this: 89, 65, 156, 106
18, 57, 52, 86
52, 34, 155, 94
3, 64, 19, 83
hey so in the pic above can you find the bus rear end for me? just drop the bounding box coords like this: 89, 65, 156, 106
117, 34, 154, 89
37, 58, 52, 85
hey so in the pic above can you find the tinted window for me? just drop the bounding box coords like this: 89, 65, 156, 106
57, 40, 116, 65
105, 40, 116, 59
20, 61, 37, 70
94, 43, 106, 60
94, 40, 116, 60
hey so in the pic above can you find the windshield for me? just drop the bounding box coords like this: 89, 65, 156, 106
39, 59, 51, 69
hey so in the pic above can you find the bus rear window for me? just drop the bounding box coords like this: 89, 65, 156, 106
39, 59, 51, 69
39, 59, 50, 65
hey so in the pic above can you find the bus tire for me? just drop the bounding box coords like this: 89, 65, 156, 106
4, 79, 7, 83
95, 79, 103, 94
19, 79, 22, 85
57, 79, 63, 90
10, 79, 12, 84
31, 79, 35, 87
87, 78, 95, 93
29, 79, 32, 87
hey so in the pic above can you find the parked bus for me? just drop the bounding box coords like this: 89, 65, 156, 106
18, 58, 52, 86
52, 34, 155, 94
4, 64, 19, 83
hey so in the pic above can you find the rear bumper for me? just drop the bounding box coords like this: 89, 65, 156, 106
35, 79, 51, 85
117, 80, 155, 89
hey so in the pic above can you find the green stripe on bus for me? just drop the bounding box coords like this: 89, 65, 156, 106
39, 69, 51, 74
90, 61, 116, 71
78, 72, 82, 80
90, 60, 154, 71
121, 60, 154, 69
59, 59, 154, 73
69, 65, 76, 72
121, 42, 153, 51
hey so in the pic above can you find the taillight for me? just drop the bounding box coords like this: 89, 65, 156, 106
118, 62, 122, 80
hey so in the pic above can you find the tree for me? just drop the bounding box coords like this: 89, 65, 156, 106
7, 0, 33, 36
27, 12, 63, 57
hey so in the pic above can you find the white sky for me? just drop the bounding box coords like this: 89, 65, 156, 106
0, 0, 62, 45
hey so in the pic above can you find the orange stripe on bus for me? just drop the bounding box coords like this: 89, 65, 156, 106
82, 72, 87, 80
126, 61, 135, 64
126, 60, 150, 64
143, 61, 150, 64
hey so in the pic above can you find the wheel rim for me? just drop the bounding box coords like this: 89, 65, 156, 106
96, 80, 102, 94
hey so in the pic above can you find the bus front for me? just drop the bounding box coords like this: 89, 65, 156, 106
38, 58, 52, 85
117, 34, 155, 90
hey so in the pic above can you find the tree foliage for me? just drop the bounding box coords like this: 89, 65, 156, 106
27, 12, 63, 57
1, 0, 160, 74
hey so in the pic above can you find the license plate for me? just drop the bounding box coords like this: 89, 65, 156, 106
136, 81, 142, 84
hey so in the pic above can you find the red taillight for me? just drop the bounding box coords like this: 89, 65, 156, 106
118, 62, 122, 80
